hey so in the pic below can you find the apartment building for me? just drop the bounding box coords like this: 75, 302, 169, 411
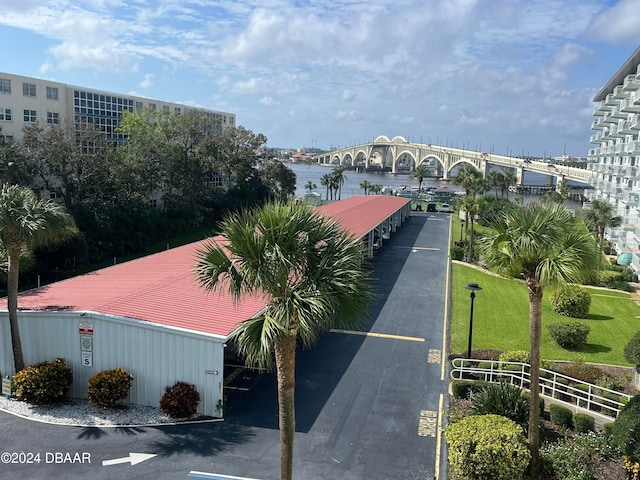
0, 71, 235, 144
587, 45, 640, 272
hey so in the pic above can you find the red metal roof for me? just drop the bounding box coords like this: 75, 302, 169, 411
15, 196, 409, 337
315, 195, 410, 237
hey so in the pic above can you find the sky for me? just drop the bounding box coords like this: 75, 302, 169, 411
2, 0, 640, 158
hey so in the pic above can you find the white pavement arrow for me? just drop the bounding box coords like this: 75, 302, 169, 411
102, 453, 157, 466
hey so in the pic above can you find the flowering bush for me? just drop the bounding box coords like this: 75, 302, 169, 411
87, 367, 133, 409
160, 381, 200, 418
445, 414, 530, 480
13, 358, 72, 404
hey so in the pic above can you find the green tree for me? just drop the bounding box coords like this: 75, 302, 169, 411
460, 196, 484, 263
502, 171, 517, 198
304, 181, 316, 193
320, 174, 331, 200
259, 159, 296, 202
360, 180, 372, 195
583, 199, 623, 270
479, 203, 597, 478
412, 164, 430, 193
451, 164, 482, 197
0, 184, 77, 372
487, 171, 504, 197
194, 202, 373, 480
331, 166, 347, 200
370, 184, 383, 195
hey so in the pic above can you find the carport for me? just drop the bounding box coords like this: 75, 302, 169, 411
0, 196, 412, 416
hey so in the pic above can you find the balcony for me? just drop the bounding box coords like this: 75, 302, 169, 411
593, 102, 612, 115
623, 74, 640, 91
591, 117, 607, 129
633, 90, 640, 105
605, 93, 620, 106
612, 107, 629, 119
628, 140, 640, 153
620, 97, 640, 113
590, 132, 607, 143
613, 85, 627, 99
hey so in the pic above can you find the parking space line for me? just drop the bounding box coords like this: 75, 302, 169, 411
188, 471, 261, 480
435, 393, 444, 479
330, 329, 425, 342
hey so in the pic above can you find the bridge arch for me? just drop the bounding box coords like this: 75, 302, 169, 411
374, 135, 390, 143
391, 135, 408, 144
449, 159, 483, 176
341, 154, 354, 167
395, 150, 416, 172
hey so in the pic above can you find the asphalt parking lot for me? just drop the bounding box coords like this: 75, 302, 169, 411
0, 211, 452, 480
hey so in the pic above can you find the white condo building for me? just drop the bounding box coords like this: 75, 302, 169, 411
0, 71, 235, 144
588, 45, 640, 272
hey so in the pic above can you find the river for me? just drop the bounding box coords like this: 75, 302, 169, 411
286, 162, 584, 208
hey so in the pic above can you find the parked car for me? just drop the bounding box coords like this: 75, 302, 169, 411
439, 204, 451, 213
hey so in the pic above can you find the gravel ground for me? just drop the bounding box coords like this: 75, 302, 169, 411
0, 396, 176, 426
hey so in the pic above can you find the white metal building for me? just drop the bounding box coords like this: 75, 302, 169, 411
0, 196, 411, 417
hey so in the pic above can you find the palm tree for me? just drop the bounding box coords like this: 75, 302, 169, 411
0, 184, 77, 372
331, 166, 347, 200
502, 171, 517, 198
460, 196, 484, 263
320, 174, 331, 201
304, 181, 316, 193
486, 171, 504, 197
370, 184, 382, 195
451, 164, 482, 197
360, 180, 372, 195
584, 199, 623, 270
412, 164, 430, 193
480, 203, 597, 479
194, 202, 373, 480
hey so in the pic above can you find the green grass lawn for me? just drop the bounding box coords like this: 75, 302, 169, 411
451, 262, 640, 366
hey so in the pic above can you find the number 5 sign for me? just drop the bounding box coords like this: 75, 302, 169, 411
81, 351, 93, 368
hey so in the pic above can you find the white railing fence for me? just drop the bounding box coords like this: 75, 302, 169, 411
450, 358, 632, 418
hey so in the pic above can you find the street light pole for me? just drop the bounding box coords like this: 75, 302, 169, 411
464, 282, 483, 359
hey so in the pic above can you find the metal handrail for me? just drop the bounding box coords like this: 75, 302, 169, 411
450, 358, 632, 418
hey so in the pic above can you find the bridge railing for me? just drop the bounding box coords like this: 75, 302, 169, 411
450, 358, 631, 418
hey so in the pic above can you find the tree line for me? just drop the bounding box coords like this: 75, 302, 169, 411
0, 109, 296, 281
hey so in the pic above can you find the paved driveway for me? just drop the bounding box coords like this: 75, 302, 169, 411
0, 212, 452, 480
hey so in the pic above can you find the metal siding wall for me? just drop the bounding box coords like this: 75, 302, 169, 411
0, 312, 224, 416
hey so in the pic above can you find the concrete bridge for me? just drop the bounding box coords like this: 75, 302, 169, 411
313, 135, 593, 186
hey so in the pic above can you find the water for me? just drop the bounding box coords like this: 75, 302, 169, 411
287, 162, 584, 209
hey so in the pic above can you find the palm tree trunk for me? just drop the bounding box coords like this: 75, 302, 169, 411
468, 218, 475, 263
527, 280, 543, 479
7, 247, 24, 372
274, 330, 298, 480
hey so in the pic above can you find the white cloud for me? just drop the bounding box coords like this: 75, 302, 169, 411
587, 0, 640, 43
139, 73, 155, 89
258, 96, 278, 106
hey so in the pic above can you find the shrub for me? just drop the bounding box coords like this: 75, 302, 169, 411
12, 358, 72, 405
542, 431, 619, 480
499, 350, 530, 365
549, 285, 591, 318
625, 331, 640, 366
87, 367, 134, 409
549, 404, 573, 429
450, 246, 464, 261
555, 359, 604, 384
611, 394, 640, 462
447, 397, 473, 424
573, 413, 595, 433
451, 380, 489, 399
160, 381, 201, 418
548, 322, 590, 349
471, 382, 529, 431
445, 414, 530, 480
473, 349, 502, 361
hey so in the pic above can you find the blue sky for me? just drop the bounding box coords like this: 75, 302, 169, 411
2, 0, 640, 157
